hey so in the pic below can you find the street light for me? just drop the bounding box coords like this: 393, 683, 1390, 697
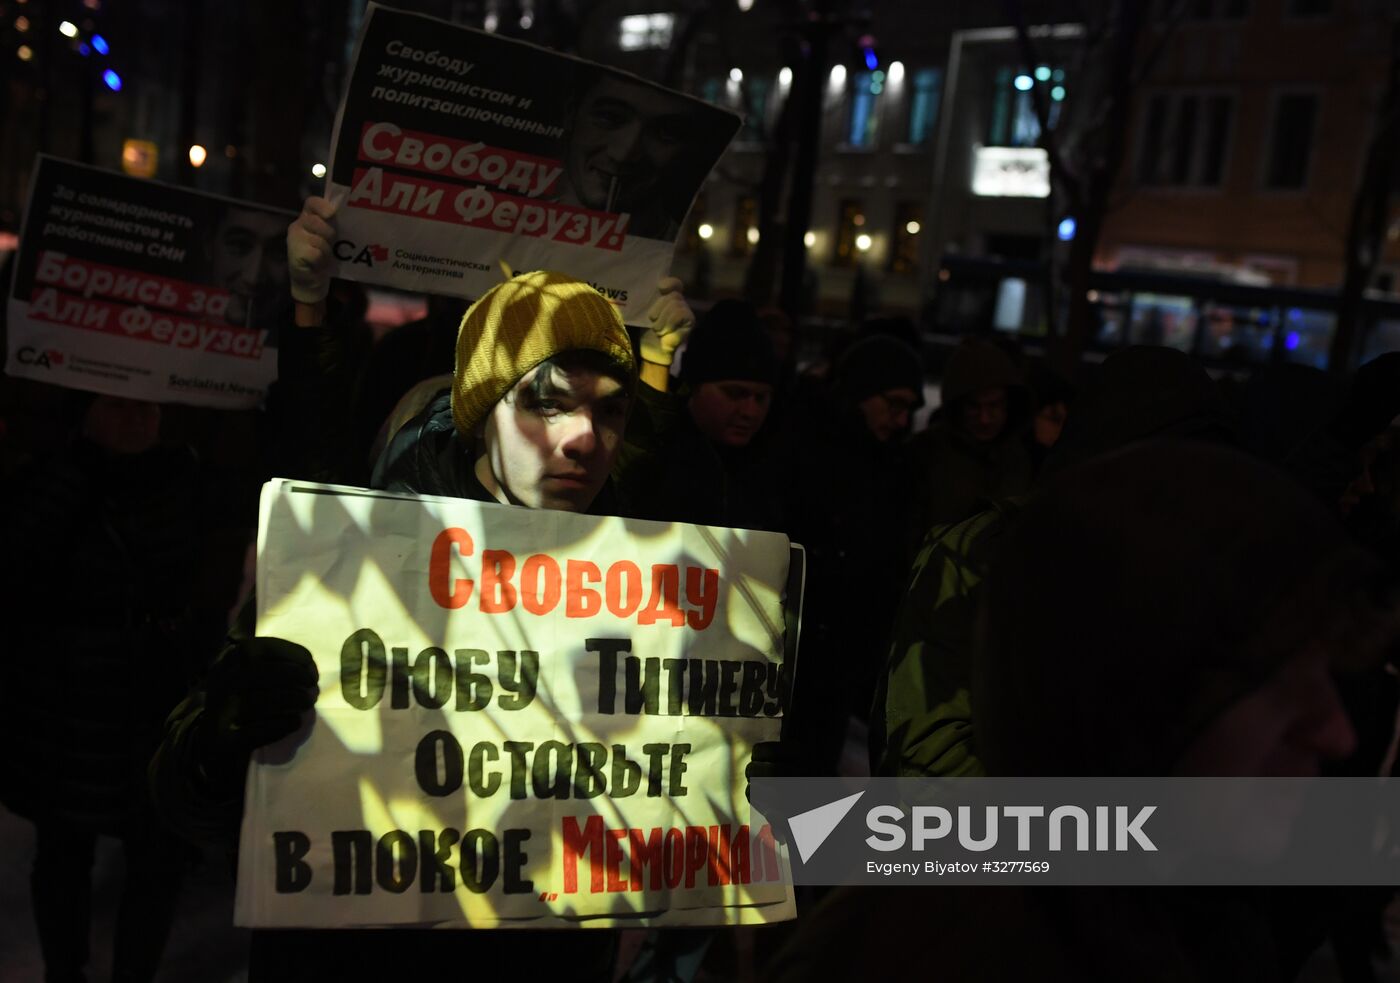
778, 66, 792, 87
746, 227, 759, 245
188, 144, 207, 167
59, 20, 78, 37
697, 223, 714, 240
803, 231, 816, 248
855, 233, 872, 252
17, 44, 33, 61
311, 162, 327, 178
1013, 74, 1033, 91
905, 220, 920, 235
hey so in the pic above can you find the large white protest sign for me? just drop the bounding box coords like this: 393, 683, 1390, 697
236, 480, 797, 928
6, 156, 292, 408
323, 3, 740, 321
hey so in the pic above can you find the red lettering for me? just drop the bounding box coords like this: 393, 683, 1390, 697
479, 549, 518, 613
629, 827, 664, 891
561, 816, 603, 894
605, 828, 628, 893
429, 528, 474, 609
566, 559, 602, 618
684, 826, 707, 889
520, 554, 561, 615
605, 561, 643, 618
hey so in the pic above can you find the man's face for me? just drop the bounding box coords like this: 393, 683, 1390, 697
483, 361, 630, 511
1033, 400, 1068, 449
565, 77, 689, 213
857, 387, 919, 443
209, 209, 289, 326
959, 386, 1009, 443
1173, 648, 1357, 778
688, 380, 773, 447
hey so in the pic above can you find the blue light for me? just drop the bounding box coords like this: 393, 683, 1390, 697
78, 42, 91, 55
1285, 331, 1301, 351
1287, 307, 1303, 323
1057, 216, 1076, 242
864, 48, 878, 71
102, 69, 121, 91
92, 34, 109, 55
1014, 74, 1034, 91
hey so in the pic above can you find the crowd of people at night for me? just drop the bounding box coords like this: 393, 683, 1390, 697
2, 184, 1399, 983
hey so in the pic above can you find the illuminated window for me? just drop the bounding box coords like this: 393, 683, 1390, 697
906, 68, 942, 145
618, 13, 674, 50
846, 72, 883, 148
987, 66, 1062, 147
889, 203, 922, 274
832, 198, 864, 267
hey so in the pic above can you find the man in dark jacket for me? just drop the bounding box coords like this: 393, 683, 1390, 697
616, 298, 784, 532
149, 197, 692, 981
4, 392, 213, 983
909, 336, 1032, 532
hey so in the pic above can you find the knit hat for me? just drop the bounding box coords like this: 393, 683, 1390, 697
450, 270, 634, 437
836, 335, 925, 405
681, 299, 778, 386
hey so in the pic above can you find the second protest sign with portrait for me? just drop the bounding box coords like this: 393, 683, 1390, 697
323, 3, 740, 323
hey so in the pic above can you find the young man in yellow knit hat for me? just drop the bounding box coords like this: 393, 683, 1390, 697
149, 196, 694, 981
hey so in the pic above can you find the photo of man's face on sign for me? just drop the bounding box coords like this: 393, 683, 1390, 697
556, 71, 704, 242
206, 206, 290, 328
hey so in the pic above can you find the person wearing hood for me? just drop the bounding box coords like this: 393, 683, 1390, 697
873, 346, 1238, 778
910, 336, 1033, 532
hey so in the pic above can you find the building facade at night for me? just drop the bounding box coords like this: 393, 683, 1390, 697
2, 0, 1397, 347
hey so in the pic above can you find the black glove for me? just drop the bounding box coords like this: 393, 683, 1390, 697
1332, 353, 1400, 450
195, 636, 317, 795
745, 740, 804, 845
745, 739, 806, 801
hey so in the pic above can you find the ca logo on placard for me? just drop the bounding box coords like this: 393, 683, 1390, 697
333, 240, 388, 266
17, 346, 64, 369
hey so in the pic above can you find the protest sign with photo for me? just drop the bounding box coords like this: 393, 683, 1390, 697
236, 479, 798, 929
5, 156, 293, 408
323, 3, 740, 321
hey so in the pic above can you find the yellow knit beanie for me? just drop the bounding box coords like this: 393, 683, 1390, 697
451, 270, 635, 437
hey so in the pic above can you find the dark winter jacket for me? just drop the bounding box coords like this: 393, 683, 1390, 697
909, 338, 1032, 531
3, 440, 211, 829
615, 382, 784, 532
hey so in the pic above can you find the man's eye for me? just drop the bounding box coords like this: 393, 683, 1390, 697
534, 399, 563, 415
589, 107, 628, 129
